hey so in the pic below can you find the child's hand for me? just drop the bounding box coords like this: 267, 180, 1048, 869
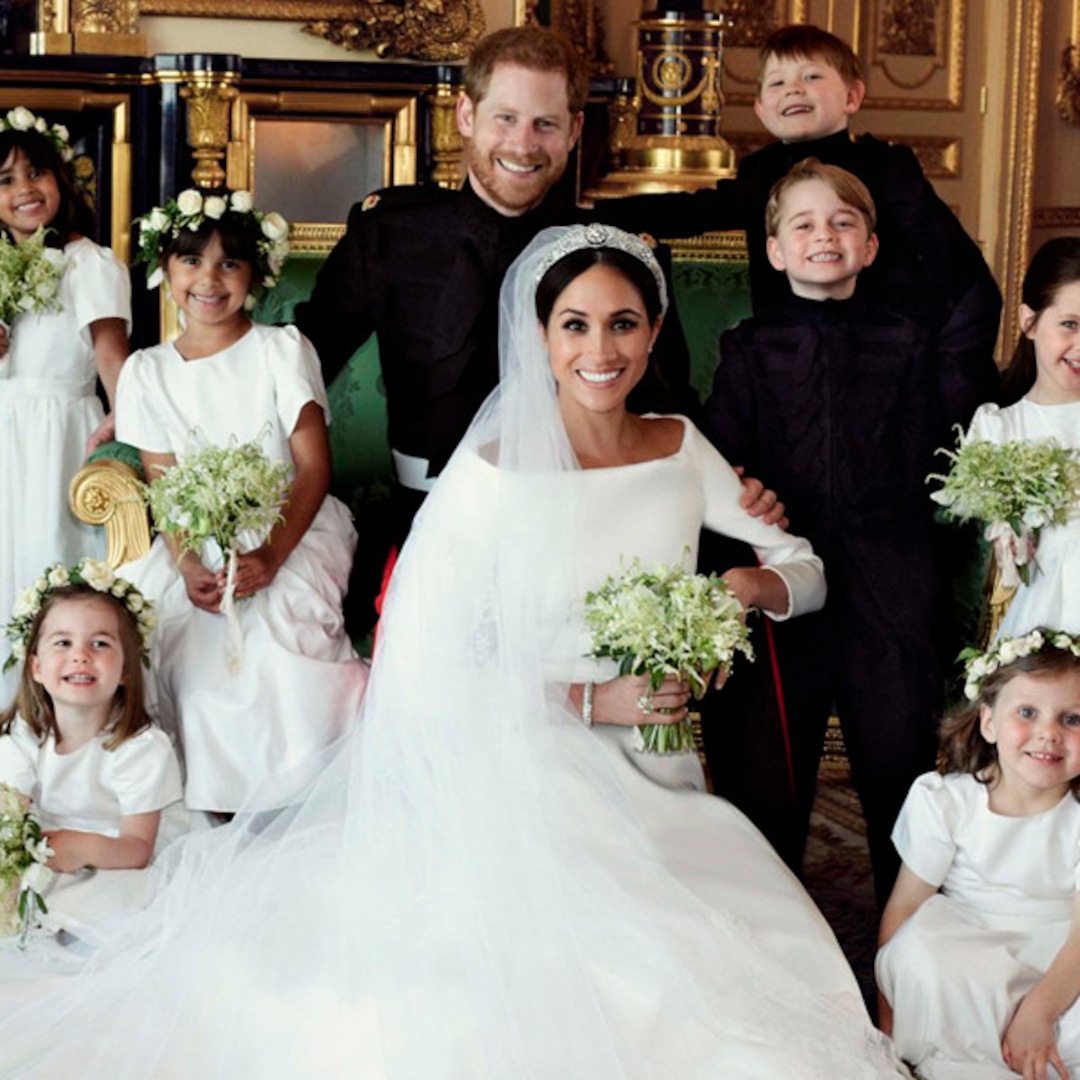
85, 413, 116, 457
1002, 995, 1070, 1080
734, 466, 788, 530
42, 830, 91, 874
226, 546, 283, 598
179, 553, 222, 612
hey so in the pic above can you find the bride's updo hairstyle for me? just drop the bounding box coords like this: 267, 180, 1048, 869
533, 223, 668, 330
535, 245, 665, 327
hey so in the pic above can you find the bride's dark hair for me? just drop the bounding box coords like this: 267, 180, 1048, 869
535, 246, 665, 326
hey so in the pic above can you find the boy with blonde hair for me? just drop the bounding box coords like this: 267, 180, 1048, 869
704, 160, 997, 907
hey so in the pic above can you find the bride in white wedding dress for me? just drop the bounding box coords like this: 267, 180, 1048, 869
0, 224, 906, 1078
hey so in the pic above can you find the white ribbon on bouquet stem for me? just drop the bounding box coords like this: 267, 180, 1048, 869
220, 546, 244, 674
985, 520, 1037, 588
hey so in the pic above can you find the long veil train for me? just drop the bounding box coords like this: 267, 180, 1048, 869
0, 226, 904, 1078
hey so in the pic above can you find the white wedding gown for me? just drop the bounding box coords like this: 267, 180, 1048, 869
0, 226, 904, 1078
0, 423, 901, 1079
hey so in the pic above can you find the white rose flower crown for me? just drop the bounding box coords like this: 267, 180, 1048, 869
133, 188, 290, 307
3, 559, 155, 674
0, 106, 75, 163
959, 628, 1080, 702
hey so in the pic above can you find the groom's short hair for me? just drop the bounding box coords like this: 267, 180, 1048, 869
463, 26, 588, 115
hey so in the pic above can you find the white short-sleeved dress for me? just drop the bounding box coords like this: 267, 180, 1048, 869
115, 322, 368, 812
0, 714, 186, 942
968, 399, 1080, 638
0, 238, 131, 707
876, 771, 1080, 1079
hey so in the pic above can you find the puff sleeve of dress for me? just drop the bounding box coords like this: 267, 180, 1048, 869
891, 771, 959, 888
263, 324, 332, 435
64, 238, 132, 349
0, 717, 40, 796
106, 727, 183, 817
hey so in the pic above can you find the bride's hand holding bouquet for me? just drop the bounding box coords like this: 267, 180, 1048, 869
583, 556, 755, 755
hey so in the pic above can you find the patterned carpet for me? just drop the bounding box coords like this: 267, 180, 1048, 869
803, 726, 879, 1011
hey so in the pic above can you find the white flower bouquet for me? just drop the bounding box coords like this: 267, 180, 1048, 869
928, 428, 1080, 587
144, 436, 291, 669
0, 783, 52, 945
0, 226, 66, 327
583, 557, 754, 754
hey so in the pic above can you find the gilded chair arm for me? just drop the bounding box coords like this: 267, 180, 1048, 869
68, 457, 151, 569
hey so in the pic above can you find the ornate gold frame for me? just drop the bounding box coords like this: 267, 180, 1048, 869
138, 0, 483, 61
0, 89, 132, 260
1058, 0, 1080, 123
227, 89, 421, 254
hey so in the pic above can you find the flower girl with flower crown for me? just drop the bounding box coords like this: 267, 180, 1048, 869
0, 560, 185, 949
0, 108, 132, 709
960, 238, 1080, 640
117, 190, 367, 815
878, 629, 1080, 1079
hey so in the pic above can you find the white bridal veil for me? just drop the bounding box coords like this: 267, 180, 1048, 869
0, 226, 903, 1078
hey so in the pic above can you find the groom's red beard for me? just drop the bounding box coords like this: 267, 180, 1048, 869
465, 143, 566, 217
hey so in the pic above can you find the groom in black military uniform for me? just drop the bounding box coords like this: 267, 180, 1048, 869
295, 26, 699, 545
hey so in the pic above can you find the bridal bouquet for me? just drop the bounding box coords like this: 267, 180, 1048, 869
0, 226, 66, 327
584, 556, 754, 754
144, 436, 291, 669
928, 429, 1080, 587
0, 783, 51, 945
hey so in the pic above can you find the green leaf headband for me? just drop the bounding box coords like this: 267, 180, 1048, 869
4, 560, 156, 673
134, 188, 290, 300
960, 628, 1080, 701
0, 107, 75, 164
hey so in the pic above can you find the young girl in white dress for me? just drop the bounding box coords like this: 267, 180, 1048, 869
877, 630, 1080, 1080
0, 110, 132, 708
116, 190, 367, 814
965, 237, 1080, 639
0, 560, 184, 946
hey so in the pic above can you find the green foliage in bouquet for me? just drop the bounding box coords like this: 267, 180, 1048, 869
0, 783, 50, 942
0, 227, 65, 326
144, 437, 291, 557
584, 556, 754, 754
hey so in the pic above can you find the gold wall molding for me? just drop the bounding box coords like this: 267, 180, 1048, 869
905, 135, 961, 179
428, 79, 464, 191
865, 0, 965, 109
668, 231, 748, 264
139, 0, 483, 61
33, 0, 145, 54
992, 0, 1041, 357
521, 0, 612, 76
1058, 0, 1080, 123
1032, 206, 1080, 227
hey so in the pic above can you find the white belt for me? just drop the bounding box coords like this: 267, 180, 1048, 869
392, 449, 437, 493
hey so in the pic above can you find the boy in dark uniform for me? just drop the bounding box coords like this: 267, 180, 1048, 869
599, 23, 1001, 361
705, 160, 998, 907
